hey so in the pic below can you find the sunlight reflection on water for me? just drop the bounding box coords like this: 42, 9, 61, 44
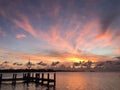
56, 72, 120, 90
0, 72, 120, 90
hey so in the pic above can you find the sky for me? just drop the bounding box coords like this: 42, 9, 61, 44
0, 0, 120, 66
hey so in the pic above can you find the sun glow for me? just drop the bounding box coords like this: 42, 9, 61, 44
68, 57, 87, 62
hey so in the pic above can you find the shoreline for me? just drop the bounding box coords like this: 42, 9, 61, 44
0, 69, 120, 73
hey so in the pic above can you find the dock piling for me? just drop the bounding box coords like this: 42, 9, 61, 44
0, 74, 2, 84
47, 73, 50, 86
41, 73, 44, 85
12, 74, 17, 84
54, 73, 56, 86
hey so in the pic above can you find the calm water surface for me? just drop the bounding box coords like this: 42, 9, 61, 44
0, 72, 120, 90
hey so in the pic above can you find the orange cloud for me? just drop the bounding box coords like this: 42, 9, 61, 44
0, 47, 114, 69
3, 51, 105, 63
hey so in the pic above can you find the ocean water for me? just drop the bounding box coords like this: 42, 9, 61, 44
0, 72, 120, 90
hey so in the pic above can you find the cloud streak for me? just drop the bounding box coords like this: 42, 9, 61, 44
13, 15, 38, 39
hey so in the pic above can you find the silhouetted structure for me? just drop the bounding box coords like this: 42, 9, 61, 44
0, 72, 56, 88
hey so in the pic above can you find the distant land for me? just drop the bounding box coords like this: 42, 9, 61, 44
0, 68, 120, 73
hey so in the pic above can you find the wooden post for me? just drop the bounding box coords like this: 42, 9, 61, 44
47, 73, 50, 86
54, 73, 56, 86
23, 73, 25, 80
12, 74, 17, 85
0, 74, 2, 84
27, 73, 30, 78
38, 73, 40, 83
35, 73, 37, 83
27, 73, 30, 82
32, 73, 34, 82
24, 73, 27, 82
41, 73, 44, 85
12, 74, 14, 84
15, 74, 17, 84
35, 73, 39, 83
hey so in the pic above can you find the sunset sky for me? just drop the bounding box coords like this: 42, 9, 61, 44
0, 0, 120, 65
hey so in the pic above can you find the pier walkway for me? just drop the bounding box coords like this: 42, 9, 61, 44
0, 72, 56, 87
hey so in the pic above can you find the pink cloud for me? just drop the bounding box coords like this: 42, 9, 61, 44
40, 24, 74, 52
39, 20, 101, 54
13, 14, 38, 39
16, 34, 26, 39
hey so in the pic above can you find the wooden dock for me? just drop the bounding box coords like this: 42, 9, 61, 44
0, 72, 56, 87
